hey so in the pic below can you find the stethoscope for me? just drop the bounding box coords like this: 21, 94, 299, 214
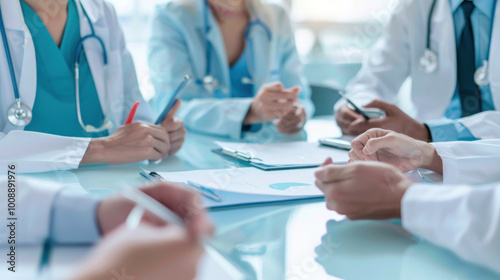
0, 2, 112, 132
200, 0, 274, 94
420, 0, 490, 87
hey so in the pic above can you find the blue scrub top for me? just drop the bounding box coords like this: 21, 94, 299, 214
22, 0, 108, 138
229, 46, 253, 98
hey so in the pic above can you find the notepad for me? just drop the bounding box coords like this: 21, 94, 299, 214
213, 141, 349, 170
160, 167, 324, 209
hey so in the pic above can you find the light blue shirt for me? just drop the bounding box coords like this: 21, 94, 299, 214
426, 0, 497, 142
50, 189, 101, 244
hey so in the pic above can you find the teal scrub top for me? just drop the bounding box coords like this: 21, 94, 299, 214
22, 0, 108, 138
229, 46, 253, 98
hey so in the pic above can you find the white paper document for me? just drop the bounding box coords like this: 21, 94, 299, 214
215, 141, 349, 165
160, 168, 324, 208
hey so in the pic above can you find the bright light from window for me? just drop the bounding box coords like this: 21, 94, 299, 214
291, 0, 396, 22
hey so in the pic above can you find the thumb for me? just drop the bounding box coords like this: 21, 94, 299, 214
364, 100, 397, 114
363, 134, 395, 156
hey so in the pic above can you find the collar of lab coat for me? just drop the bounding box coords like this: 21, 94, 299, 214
77, 0, 104, 24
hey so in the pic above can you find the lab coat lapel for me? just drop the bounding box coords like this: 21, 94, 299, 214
489, 2, 500, 110
75, 0, 120, 125
248, 15, 272, 92
246, 1, 274, 93
0, 0, 37, 112
205, 11, 230, 93
429, 0, 457, 109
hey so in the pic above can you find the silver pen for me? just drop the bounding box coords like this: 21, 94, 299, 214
139, 167, 221, 202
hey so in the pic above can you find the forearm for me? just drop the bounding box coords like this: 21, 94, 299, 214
432, 140, 500, 184
402, 183, 500, 274
80, 138, 106, 166
50, 189, 102, 244
0, 131, 90, 173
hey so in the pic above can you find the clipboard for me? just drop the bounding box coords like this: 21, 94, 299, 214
211, 148, 320, 171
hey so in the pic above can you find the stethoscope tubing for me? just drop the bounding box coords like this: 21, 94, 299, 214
201, 0, 272, 91
0, 1, 110, 130
0, 6, 21, 101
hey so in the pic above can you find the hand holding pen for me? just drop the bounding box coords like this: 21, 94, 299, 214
81, 100, 185, 166
160, 100, 187, 156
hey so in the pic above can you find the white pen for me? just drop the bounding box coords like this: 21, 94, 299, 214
121, 189, 245, 279
139, 166, 222, 202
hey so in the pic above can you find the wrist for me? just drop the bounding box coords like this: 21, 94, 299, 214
414, 123, 431, 142
243, 106, 260, 124
420, 144, 443, 174
97, 197, 135, 236
80, 138, 106, 166
391, 179, 413, 219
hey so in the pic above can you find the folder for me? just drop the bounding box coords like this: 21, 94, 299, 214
159, 167, 325, 209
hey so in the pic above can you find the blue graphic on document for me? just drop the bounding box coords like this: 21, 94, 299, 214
269, 182, 312, 191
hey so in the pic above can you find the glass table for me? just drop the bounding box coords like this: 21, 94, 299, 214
17, 118, 500, 280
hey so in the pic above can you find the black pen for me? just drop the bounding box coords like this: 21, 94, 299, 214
338, 91, 371, 120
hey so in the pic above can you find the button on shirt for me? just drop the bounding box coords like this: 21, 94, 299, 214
426, 0, 497, 142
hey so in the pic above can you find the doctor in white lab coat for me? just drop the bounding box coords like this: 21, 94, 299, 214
314, 162, 500, 275
148, 0, 314, 140
335, 0, 500, 143
0, 0, 186, 173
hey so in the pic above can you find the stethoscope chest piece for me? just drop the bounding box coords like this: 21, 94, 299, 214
474, 60, 490, 87
419, 49, 438, 73
7, 100, 32, 126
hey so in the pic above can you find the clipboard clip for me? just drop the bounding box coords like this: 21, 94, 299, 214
221, 147, 262, 162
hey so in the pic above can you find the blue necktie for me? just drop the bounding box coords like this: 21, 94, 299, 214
457, 0, 482, 117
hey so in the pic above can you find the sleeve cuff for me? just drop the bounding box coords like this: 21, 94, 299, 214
50, 189, 102, 244
401, 184, 450, 239
242, 123, 264, 133
425, 119, 478, 142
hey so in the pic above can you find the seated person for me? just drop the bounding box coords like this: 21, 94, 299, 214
314, 129, 500, 274
0, 0, 186, 173
315, 161, 500, 275
1, 177, 213, 280
148, 0, 314, 140
334, 0, 500, 142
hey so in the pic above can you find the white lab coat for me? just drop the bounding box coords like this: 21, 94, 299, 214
402, 183, 500, 275
0, 0, 152, 173
148, 0, 314, 140
0, 177, 63, 244
335, 0, 500, 139
432, 139, 500, 185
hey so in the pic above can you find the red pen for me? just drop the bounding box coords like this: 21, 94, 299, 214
125, 101, 140, 124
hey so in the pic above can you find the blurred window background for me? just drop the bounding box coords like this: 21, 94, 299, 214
107, 0, 400, 100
